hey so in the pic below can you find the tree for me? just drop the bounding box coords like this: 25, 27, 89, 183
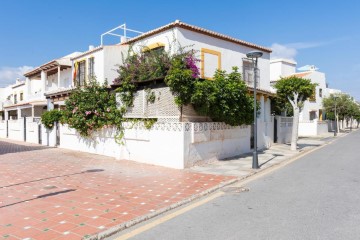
323, 93, 360, 130
274, 76, 317, 150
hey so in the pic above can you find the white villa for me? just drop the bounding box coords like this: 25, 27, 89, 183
1, 20, 285, 169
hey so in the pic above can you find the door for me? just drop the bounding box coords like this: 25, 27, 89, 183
274, 117, 278, 143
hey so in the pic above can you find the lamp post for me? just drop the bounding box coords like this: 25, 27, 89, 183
246, 50, 263, 169
334, 96, 338, 136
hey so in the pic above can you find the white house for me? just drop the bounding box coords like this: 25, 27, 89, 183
270, 59, 329, 136
57, 20, 275, 168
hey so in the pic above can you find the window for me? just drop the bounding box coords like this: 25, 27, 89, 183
309, 88, 316, 101
319, 88, 322, 97
14, 94, 17, 104
242, 60, 259, 86
88, 57, 95, 79
20, 92, 23, 101
76, 60, 86, 86
309, 111, 317, 120
201, 48, 221, 80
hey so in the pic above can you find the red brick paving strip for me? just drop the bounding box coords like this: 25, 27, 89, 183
0, 139, 235, 239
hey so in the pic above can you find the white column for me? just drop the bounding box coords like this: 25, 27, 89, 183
260, 95, 265, 122
31, 106, 35, 118
4, 110, 8, 120
41, 70, 47, 95
47, 99, 54, 110
25, 77, 31, 100
17, 108, 21, 119
57, 66, 61, 88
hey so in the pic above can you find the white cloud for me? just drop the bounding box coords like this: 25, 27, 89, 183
270, 43, 297, 61
270, 38, 346, 61
0, 66, 33, 87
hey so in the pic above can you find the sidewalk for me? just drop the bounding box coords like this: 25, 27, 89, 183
0, 139, 235, 240
190, 132, 342, 177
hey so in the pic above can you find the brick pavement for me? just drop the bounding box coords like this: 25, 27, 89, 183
0, 139, 234, 240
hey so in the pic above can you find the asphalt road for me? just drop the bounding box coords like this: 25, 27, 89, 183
125, 130, 360, 240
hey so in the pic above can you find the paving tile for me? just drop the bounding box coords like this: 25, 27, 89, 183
0, 138, 234, 239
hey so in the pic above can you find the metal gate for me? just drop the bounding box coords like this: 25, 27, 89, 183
56, 122, 60, 146
38, 124, 42, 144
23, 117, 27, 142
274, 117, 278, 143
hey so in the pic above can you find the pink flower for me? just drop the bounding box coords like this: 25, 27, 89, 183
85, 111, 91, 116
107, 108, 110, 112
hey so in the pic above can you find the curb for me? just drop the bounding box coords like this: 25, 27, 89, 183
86, 178, 239, 240
88, 130, 354, 240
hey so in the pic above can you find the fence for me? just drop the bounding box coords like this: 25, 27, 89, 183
275, 116, 293, 144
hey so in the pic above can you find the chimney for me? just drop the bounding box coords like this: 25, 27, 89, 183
120, 36, 127, 44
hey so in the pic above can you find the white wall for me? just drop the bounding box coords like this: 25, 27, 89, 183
298, 120, 318, 136
41, 124, 56, 147
299, 71, 327, 121
26, 120, 40, 144
275, 116, 293, 144
0, 121, 7, 138
8, 119, 24, 141
184, 123, 250, 167
270, 59, 296, 81
58, 121, 258, 169
104, 45, 129, 84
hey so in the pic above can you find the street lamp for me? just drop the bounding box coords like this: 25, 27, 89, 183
333, 96, 338, 136
246, 50, 263, 169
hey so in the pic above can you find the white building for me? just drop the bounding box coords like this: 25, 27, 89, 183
270, 59, 329, 136
57, 20, 275, 168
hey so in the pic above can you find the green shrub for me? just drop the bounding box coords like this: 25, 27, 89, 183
41, 109, 63, 130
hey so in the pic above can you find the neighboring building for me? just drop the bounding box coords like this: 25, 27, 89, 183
270, 60, 328, 121
45, 45, 128, 107
270, 59, 330, 136
1, 52, 82, 120
270, 58, 297, 82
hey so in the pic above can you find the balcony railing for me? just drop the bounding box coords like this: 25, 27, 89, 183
242, 66, 260, 87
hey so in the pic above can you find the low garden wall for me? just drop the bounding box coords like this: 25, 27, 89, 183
58, 122, 252, 169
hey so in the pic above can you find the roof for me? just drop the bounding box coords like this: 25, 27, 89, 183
4, 100, 46, 109
270, 58, 297, 65
24, 52, 82, 78
122, 20, 272, 53
291, 72, 312, 78
247, 86, 275, 96
71, 46, 103, 60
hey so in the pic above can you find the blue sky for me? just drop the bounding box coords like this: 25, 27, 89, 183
0, 0, 359, 99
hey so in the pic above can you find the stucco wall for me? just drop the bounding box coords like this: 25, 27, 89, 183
276, 116, 293, 144
8, 119, 24, 141
58, 121, 257, 169
26, 121, 40, 144
0, 121, 7, 138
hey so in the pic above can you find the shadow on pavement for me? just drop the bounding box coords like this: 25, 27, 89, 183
0, 169, 104, 189
0, 140, 48, 155
0, 189, 76, 209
